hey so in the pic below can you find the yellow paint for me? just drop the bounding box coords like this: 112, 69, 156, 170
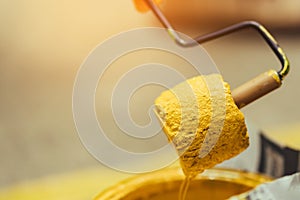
277, 47, 290, 78
155, 74, 249, 178
178, 176, 191, 200
259, 25, 277, 44
95, 167, 272, 200
267, 69, 282, 84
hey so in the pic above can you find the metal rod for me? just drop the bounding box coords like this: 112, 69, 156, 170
145, 0, 290, 80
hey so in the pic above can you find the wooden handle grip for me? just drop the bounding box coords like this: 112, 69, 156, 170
232, 70, 282, 109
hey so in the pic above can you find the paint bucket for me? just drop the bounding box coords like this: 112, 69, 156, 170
95, 167, 271, 200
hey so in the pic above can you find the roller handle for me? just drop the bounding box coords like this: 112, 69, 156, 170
232, 70, 282, 109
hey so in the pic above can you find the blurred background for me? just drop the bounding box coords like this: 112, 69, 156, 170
0, 0, 299, 199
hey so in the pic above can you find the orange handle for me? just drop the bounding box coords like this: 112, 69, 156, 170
133, 0, 163, 13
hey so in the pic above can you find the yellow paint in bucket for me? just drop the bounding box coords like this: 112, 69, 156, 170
95, 167, 272, 200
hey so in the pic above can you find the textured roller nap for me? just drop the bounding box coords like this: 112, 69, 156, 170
155, 74, 249, 178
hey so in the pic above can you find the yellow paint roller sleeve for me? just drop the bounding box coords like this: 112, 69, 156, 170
155, 74, 249, 177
